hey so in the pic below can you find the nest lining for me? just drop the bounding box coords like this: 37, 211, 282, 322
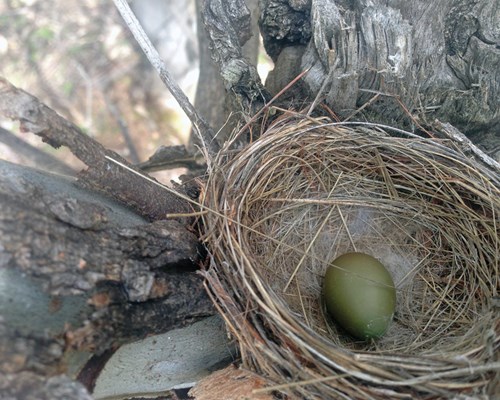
201, 116, 499, 398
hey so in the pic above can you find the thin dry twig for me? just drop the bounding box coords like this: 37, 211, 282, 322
112, 0, 219, 159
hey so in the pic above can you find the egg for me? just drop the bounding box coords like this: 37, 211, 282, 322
323, 252, 396, 340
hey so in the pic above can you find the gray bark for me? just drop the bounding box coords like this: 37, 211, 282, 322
0, 160, 215, 383
200, 0, 271, 119
193, 0, 229, 141
0, 79, 218, 398
261, 0, 499, 138
192, 0, 262, 147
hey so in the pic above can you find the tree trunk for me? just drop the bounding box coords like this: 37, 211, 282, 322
0, 78, 220, 398
260, 0, 499, 141
193, 0, 262, 146
198, 0, 498, 158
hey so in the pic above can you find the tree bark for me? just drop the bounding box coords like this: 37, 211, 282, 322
0, 160, 214, 378
194, 0, 264, 146
260, 0, 499, 138
0, 77, 218, 398
200, 0, 271, 120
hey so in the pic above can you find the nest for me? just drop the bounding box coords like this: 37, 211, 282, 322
201, 115, 500, 399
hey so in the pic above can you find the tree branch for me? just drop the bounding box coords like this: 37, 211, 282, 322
0, 77, 190, 222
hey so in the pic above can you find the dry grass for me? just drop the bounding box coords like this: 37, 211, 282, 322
201, 115, 499, 399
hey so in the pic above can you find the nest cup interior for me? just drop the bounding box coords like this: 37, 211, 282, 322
203, 117, 499, 396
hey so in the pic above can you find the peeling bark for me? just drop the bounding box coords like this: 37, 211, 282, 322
261, 0, 499, 135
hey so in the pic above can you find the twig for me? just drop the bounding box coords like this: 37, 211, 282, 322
435, 121, 500, 177
113, 0, 219, 159
165, 210, 208, 219
307, 48, 338, 116
344, 92, 380, 121
137, 145, 204, 172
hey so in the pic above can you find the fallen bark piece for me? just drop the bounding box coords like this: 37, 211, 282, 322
92, 316, 236, 399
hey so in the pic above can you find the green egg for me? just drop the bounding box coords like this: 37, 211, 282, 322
323, 252, 396, 340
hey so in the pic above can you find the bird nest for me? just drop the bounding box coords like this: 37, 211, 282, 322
201, 115, 499, 399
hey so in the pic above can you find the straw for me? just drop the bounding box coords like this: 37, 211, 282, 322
201, 115, 499, 399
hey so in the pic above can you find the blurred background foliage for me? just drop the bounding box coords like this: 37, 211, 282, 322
0, 0, 201, 179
